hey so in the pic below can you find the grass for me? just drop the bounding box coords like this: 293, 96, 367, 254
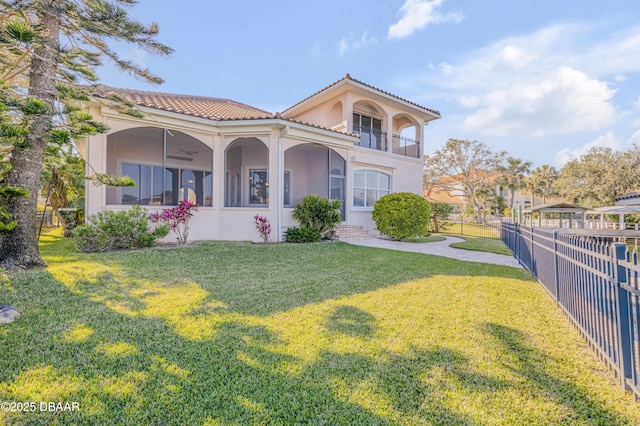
401, 235, 447, 243
449, 236, 513, 256
2, 230, 640, 424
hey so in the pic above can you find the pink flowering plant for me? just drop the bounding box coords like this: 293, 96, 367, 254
254, 214, 271, 243
149, 199, 198, 245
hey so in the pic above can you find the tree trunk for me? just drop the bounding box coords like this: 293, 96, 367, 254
509, 189, 515, 210
52, 208, 73, 238
0, 5, 59, 269
472, 197, 483, 224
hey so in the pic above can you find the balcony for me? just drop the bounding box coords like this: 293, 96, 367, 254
392, 134, 421, 158
353, 125, 387, 151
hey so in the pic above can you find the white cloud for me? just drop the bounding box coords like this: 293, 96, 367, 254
428, 24, 640, 92
405, 23, 640, 139
388, 0, 462, 39
635, 95, 640, 109
311, 41, 321, 57
629, 129, 640, 145
338, 38, 348, 56
555, 131, 622, 166
462, 66, 617, 136
500, 45, 534, 68
338, 31, 377, 56
459, 95, 479, 108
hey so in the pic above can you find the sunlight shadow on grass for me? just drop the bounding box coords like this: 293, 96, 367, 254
326, 305, 376, 337
481, 322, 625, 424
3, 233, 639, 424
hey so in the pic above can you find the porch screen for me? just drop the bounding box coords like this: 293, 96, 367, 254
106, 127, 213, 207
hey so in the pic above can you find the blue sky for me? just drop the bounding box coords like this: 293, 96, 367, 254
99, 0, 640, 168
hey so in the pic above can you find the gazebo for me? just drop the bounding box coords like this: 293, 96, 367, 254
522, 202, 588, 228
614, 191, 640, 206
586, 205, 640, 231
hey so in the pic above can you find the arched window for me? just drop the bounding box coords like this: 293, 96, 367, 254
106, 127, 213, 206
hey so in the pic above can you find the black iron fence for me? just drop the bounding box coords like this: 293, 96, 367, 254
391, 134, 421, 158
353, 125, 388, 151
437, 219, 501, 239
502, 222, 640, 398
36, 210, 56, 230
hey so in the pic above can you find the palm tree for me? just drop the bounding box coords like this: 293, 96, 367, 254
523, 174, 541, 207
497, 157, 532, 210
531, 165, 559, 204
41, 147, 85, 237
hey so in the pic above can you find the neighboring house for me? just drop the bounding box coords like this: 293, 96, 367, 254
424, 173, 555, 215
423, 180, 466, 214
79, 74, 440, 241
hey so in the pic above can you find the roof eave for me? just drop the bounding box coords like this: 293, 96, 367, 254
282, 76, 441, 121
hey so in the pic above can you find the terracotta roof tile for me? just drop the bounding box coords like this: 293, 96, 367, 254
423, 187, 466, 204
91, 86, 274, 120
88, 85, 357, 138
282, 73, 441, 117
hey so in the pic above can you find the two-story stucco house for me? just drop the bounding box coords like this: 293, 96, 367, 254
79, 74, 440, 241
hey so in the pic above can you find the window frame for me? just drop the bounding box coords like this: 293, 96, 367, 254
353, 169, 392, 209
248, 169, 269, 206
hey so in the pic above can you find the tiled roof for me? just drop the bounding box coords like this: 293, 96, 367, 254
282, 73, 441, 117
614, 191, 640, 202
90, 86, 274, 120
88, 85, 357, 138
423, 187, 466, 204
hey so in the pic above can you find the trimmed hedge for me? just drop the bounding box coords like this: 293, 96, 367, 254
372, 192, 430, 240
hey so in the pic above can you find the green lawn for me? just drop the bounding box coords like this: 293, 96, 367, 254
401, 235, 447, 243
449, 236, 513, 256
2, 231, 640, 425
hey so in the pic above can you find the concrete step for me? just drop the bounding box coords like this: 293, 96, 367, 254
335, 225, 374, 240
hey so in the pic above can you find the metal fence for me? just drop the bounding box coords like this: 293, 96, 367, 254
36, 210, 56, 229
502, 222, 640, 398
437, 219, 501, 239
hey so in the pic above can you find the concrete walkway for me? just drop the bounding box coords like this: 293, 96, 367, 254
344, 236, 523, 268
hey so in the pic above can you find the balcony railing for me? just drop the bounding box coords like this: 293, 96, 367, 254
392, 134, 421, 158
353, 125, 387, 151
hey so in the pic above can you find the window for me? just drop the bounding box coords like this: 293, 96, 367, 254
283, 171, 291, 206
249, 169, 268, 205
353, 113, 382, 132
353, 113, 384, 150
353, 170, 391, 208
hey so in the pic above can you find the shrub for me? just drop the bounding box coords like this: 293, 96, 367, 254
284, 226, 321, 243
149, 199, 198, 245
429, 201, 453, 233
372, 192, 430, 240
73, 205, 169, 252
292, 194, 341, 235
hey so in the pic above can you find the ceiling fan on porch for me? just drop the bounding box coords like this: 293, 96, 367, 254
167, 148, 197, 161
